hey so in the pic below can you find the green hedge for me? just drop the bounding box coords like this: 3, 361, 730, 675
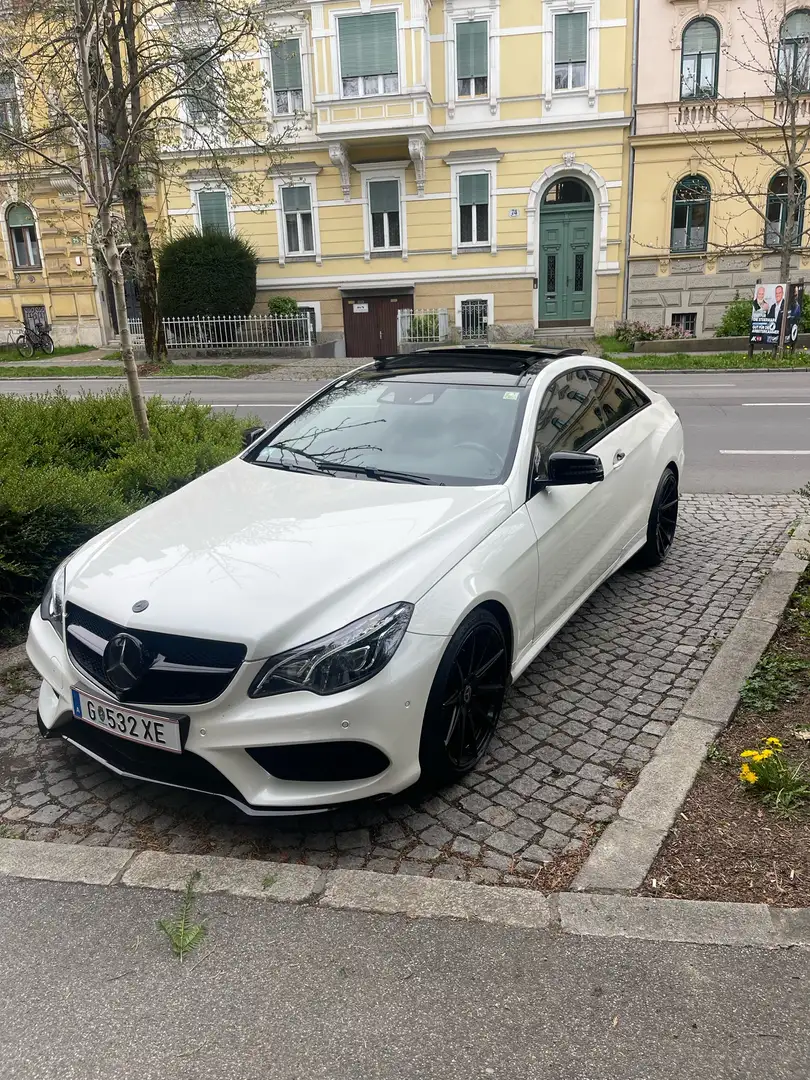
0, 390, 248, 637
158, 229, 258, 317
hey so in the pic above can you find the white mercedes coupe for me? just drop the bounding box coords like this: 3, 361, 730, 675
28, 346, 683, 815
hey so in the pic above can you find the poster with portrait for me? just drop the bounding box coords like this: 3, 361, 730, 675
786, 283, 804, 346
750, 283, 786, 345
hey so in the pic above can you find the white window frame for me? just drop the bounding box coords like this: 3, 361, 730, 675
296, 299, 322, 332
454, 293, 494, 334
271, 170, 322, 266
265, 32, 309, 118
189, 184, 233, 235
353, 161, 409, 261
455, 20, 490, 99
331, 7, 403, 101
543, 0, 598, 110
280, 184, 316, 257
552, 11, 588, 92
457, 173, 491, 247
446, 8, 498, 119
448, 158, 498, 256
2, 200, 43, 273
368, 178, 402, 251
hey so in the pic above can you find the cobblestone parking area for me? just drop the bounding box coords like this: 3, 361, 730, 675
0, 495, 799, 886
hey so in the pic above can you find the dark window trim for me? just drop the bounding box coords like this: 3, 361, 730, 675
679, 16, 720, 101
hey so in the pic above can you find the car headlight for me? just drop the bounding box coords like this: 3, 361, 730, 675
249, 602, 414, 698
40, 559, 68, 632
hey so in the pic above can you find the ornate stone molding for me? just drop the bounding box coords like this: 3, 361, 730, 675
408, 135, 426, 197
527, 160, 613, 272
328, 142, 351, 201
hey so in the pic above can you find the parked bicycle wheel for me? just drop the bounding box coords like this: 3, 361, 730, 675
40, 333, 55, 355
16, 334, 34, 358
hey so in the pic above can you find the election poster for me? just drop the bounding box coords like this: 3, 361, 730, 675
751, 282, 803, 346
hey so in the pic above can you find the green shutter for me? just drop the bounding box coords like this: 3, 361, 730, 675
555, 12, 587, 64
458, 173, 488, 206
456, 22, 488, 79
7, 203, 35, 228
282, 185, 311, 213
339, 13, 397, 77
270, 39, 302, 90
198, 191, 229, 233
369, 180, 399, 214
682, 18, 718, 54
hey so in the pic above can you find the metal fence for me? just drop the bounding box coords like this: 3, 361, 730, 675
127, 313, 312, 351
397, 308, 451, 345
460, 298, 489, 340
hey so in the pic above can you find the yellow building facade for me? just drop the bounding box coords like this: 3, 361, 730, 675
1, 0, 634, 353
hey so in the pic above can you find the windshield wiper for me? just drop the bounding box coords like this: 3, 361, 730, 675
315, 462, 441, 485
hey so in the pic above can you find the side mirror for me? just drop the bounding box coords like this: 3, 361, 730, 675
242, 426, 266, 450
544, 451, 604, 487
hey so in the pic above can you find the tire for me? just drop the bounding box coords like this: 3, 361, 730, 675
40, 333, 55, 355
635, 467, 679, 568
16, 334, 34, 359
418, 608, 509, 787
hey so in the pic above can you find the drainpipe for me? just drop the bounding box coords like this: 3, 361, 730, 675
622, 0, 640, 321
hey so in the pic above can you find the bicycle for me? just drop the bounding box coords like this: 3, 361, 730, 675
16, 322, 55, 358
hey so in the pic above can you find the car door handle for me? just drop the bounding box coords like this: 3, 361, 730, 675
613, 450, 626, 467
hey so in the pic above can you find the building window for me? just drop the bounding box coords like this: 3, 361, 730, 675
765, 170, 806, 246
680, 18, 719, 99
779, 10, 810, 93
7, 204, 41, 269
670, 175, 710, 252
456, 21, 488, 97
554, 12, 587, 91
368, 179, 401, 249
182, 49, 220, 125
282, 185, 314, 254
270, 39, 303, 115
460, 298, 489, 339
459, 173, 489, 245
0, 72, 20, 132
197, 190, 230, 234
338, 12, 399, 98
671, 312, 697, 336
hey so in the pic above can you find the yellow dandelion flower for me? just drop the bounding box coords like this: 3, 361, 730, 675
739, 763, 758, 785
757, 748, 773, 760
764, 737, 783, 749
740, 749, 758, 758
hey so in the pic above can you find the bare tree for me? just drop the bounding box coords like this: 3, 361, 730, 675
0, 0, 293, 428
675, 0, 810, 283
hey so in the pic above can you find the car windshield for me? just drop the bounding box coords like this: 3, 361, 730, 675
250, 373, 529, 486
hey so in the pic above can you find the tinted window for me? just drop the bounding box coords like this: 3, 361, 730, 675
592, 371, 650, 430
252, 375, 528, 486
532, 368, 606, 479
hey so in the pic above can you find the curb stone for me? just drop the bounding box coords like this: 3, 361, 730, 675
1, 838, 809, 948
572, 519, 810, 895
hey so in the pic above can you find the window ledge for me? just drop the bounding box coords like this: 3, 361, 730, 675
458, 245, 492, 254
370, 249, 403, 258
13, 266, 43, 274
284, 254, 318, 263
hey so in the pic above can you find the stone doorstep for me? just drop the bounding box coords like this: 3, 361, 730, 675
0, 838, 808, 948
571, 515, 810, 896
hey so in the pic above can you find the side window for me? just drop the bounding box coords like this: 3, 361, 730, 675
592, 371, 650, 430
532, 368, 605, 480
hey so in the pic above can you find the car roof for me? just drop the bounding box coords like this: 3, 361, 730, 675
366, 344, 589, 384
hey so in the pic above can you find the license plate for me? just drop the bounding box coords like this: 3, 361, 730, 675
71, 687, 182, 754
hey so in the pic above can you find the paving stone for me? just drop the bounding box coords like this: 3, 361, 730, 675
479, 805, 516, 828
451, 836, 481, 858
486, 831, 526, 856
419, 825, 453, 848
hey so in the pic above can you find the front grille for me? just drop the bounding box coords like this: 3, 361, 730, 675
65, 602, 246, 706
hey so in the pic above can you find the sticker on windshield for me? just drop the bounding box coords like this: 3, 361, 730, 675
503, 391, 519, 400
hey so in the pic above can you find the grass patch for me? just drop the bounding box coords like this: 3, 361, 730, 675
0, 825, 22, 839
739, 652, 810, 713
0, 363, 279, 379
0, 344, 98, 360
615, 351, 810, 371
157, 871, 207, 961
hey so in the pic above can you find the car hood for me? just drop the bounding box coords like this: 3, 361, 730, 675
65, 458, 512, 659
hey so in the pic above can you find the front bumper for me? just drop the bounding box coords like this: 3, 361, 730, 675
27, 610, 445, 815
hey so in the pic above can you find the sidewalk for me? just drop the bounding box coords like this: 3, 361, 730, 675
2, 873, 808, 1080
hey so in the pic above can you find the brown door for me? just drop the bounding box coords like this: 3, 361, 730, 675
342, 294, 411, 357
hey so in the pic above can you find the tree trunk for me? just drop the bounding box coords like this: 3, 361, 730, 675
100, 207, 150, 439
120, 172, 166, 363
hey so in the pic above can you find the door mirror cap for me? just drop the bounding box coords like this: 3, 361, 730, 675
242, 426, 266, 450
543, 451, 604, 488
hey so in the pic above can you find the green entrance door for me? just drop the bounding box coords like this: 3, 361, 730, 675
538, 179, 594, 325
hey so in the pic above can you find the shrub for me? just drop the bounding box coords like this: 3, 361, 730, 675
267, 295, 300, 317
614, 320, 692, 347
408, 313, 440, 341
0, 390, 249, 634
157, 228, 258, 318
716, 291, 810, 336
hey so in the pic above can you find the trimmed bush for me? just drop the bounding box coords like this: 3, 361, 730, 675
0, 390, 249, 636
157, 228, 258, 317
614, 320, 692, 347
267, 295, 300, 317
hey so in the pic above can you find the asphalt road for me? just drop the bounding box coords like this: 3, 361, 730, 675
3, 370, 810, 494
1, 876, 808, 1080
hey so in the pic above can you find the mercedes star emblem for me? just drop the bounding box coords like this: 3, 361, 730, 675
102, 633, 147, 694
132, 599, 149, 613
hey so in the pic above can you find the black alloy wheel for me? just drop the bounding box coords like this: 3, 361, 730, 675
419, 608, 509, 784
637, 467, 679, 567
